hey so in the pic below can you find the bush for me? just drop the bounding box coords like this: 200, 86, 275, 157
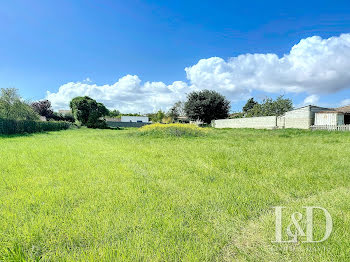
50, 112, 75, 123
138, 123, 206, 137
0, 118, 71, 135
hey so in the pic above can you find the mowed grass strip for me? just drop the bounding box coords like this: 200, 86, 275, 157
0, 128, 349, 261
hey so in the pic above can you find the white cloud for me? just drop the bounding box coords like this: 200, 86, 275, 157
47, 75, 189, 113
47, 34, 350, 112
185, 34, 350, 97
303, 94, 320, 105
341, 98, 350, 106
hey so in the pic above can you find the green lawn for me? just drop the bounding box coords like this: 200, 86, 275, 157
0, 128, 349, 261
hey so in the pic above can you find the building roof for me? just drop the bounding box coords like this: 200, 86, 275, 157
317, 111, 344, 114
58, 109, 72, 114
292, 105, 332, 111
105, 117, 121, 122
336, 105, 350, 113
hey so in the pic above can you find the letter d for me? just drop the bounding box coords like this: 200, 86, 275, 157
304, 206, 332, 243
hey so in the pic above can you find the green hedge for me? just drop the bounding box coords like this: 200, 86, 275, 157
0, 118, 71, 135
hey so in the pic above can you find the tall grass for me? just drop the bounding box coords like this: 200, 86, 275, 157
138, 123, 206, 137
0, 128, 349, 261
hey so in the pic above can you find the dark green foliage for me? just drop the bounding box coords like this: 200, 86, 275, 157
50, 112, 75, 122
229, 112, 244, 119
148, 110, 166, 123
70, 96, 109, 128
246, 95, 293, 117
0, 118, 71, 135
167, 101, 185, 121
109, 109, 121, 117
242, 98, 258, 114
167, 106, 179, 120
184, 90, 230, 124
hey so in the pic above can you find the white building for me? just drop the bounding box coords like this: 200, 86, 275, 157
282, 105, 333, 129
121, 116, 149, 123
314, 111, 345, 126
213, 105, 339, 129
58, 110, 72, 115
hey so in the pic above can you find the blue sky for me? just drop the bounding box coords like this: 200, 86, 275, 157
1, 0, 350, 113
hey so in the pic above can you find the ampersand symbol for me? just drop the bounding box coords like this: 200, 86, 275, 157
286, 212, 306, 242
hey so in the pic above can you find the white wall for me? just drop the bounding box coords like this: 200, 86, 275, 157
315, 113, 344, 125
284, 106, 311, 129
277, 116, 285, 128
214, 116, 277, 129
121, 116, 149, 123
213, 106, 338, 130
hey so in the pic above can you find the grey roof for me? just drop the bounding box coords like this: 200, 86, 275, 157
336, 105, 350, 113
292, 105, 333, 111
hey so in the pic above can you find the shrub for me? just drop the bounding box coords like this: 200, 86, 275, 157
50, 112, 75, 123
0, 118, 71, 135
138, 123, 206, 137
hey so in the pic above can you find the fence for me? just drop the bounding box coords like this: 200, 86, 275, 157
311, 125, 350, 131
0, 118, 71, 135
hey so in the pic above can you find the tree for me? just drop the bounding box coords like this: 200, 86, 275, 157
246, 96, 293, 117
149, 110, 165, 123
31, 100, 54, 118
242, 98, 258, 114
109, 109, 121, 117
0, 88, 39, 120
167, 101, 185, 121
50, 112, 75, 122
70, 96, 109, 128
184, 90, 230, 124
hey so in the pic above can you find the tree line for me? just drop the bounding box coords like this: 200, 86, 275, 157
0, 87, 294, 129
232, 96, 293, 119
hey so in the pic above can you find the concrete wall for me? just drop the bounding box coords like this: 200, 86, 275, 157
283, 106, 334, 129
214, 116, 277, 129
284, 106, 311, 129
121, 116, 149, 123
277, 116, 285, 128
213, 105, 336, 130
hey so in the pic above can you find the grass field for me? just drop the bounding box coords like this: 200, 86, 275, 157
0, 128, 350, 261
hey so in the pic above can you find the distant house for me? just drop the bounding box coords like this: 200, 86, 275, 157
313, 105, 350, 126
282, 105, 333, 129
106, 115, 150, 128
336, 105, 350, 125
213, 104, 350, 130
177, 116, 189, 123
121, 116, 149, 123
315, 111, 345, 126
58, 110, 72, 115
